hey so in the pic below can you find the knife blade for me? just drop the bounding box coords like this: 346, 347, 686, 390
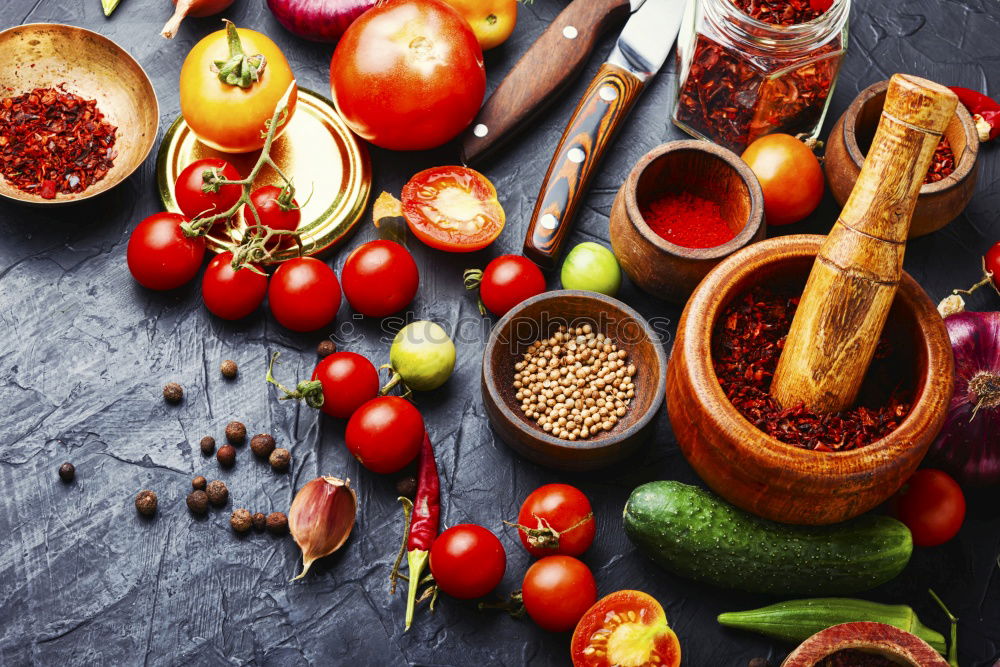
522, 0, 683, 267
460, 0, 643, 166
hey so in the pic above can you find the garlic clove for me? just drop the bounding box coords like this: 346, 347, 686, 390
289, 476, 358, 581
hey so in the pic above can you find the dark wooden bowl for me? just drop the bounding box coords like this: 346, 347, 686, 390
482, 290, 667, 471
826, 79, 979, 237
781, 622, 948, 666
666, 236, 954, 525
610, 140, 765, 303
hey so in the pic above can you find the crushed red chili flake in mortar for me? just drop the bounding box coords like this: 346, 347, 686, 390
713, 286, 912, 451
640, 191, 736, 248
0, 86, 117, 199
923, 137, 956, 184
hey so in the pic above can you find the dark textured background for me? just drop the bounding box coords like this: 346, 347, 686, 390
1, 0, 998, 665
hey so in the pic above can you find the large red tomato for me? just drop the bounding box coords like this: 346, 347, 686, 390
329, 0, 486, 151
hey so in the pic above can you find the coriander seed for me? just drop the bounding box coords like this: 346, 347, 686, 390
266, 511, 288, 535
163, 382, 183, 404
225, 421, 247, 445
250, 433, 276, 459
135, 490, 157, 516
58, 462, 75, 483
252, 512, 267, 532
192, 475, 207, 491
317, 340, 337, 357
220, 360, 238, 379
206, 480, 228, 506
269, 448, 290, 471
187, 490, 209, 515
217, 444, 236, 468
230, 508, 253, 533
200, 436, 216, 456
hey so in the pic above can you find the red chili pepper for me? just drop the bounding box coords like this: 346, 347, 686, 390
404, 432, 440, 630
949, 86, 1000, 142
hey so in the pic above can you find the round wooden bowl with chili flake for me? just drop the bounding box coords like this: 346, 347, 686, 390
610, 140, 765, 304
0, 24, 158, 205
825, 79, 979, 238
666, 236, 954, 525
482, 290, 667, 472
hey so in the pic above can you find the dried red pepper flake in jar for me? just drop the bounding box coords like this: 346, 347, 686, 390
730, 0, 829, 25
640, 191, 736, 248
0, 86, 117, 199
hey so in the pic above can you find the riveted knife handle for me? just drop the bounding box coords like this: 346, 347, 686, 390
523, 63, 644, 267
460, 0, 632, 166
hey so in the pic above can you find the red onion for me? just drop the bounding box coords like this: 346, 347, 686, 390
927, 310, 1000, 485
266, 0, 376, 42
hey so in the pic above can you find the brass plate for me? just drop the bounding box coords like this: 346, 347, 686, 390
156, 88, 371, 261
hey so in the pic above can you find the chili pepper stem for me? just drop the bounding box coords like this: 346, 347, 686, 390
929, 588, 959, 667
404, 549, 429, 631
388, 497, 414, 595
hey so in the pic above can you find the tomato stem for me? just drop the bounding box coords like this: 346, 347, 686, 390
265, 351, 325, 409
379, 365, 412, 398
213, 20, 267, 89
953, 257, 999, 297
478, 591, 526, 619
462, 269, 489, 316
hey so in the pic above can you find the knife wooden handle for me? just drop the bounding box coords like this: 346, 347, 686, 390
460, 0, 632, 166
523, 63, 644, 267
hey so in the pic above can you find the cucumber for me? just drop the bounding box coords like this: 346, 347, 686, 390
717, 599, 947, 655
622, 481, 912, 595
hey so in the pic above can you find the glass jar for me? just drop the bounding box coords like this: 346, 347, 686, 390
672, 0, 850, 152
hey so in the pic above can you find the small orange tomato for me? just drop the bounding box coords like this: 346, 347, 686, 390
741, 133, 824, 226
571, 591, 681, 667
441, 0, 518, 50
180, 21, 297, 153
401, 166, 505, 252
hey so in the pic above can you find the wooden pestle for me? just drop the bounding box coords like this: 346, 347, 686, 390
770, 74, 957, 414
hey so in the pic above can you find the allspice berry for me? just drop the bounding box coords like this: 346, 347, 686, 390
135, 490, 157, 516
200, 436, 216, 456
192, 475, 207, 491
250, 433, 276, 459
225, 421, 247, 445
163, 382, 183, 404
317, 340, 337, 357
206, 480, 229, 506
217, 444, 236, 468
230, 508, 253, 533
266, 511, 288, 535
186, 490, 209, 515
252, 512, 267, 532
395, 476, 417, 499
58, 462, 75, 483
220, 360, 238, 379
269, 448, 290, 471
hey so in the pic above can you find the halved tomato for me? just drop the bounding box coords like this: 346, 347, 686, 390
571, 591, 681, 667
400, 166, 505, 252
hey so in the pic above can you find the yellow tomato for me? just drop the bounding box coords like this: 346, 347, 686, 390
179, 22, 297, 153
441, 0, 518, 51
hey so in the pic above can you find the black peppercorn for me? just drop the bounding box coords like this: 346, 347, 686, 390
225, 421, 247, 445
186, 490, 209, 515
250, 433, 276, 459
266, 511, 288, 535
217, 444, 236, 468
200, 436, 216, 456
230, 508, 253, 533
395, 476, 417, 499
317, 340, 337, 357
135, 490, 157, 516
269, 448, 290, 471
192, 475, 207, 490
206, 480, 228, 506
220, 360, 238, 379
252, 512, 267, 532
163, 382, 183, 404
58, 462, 75, 483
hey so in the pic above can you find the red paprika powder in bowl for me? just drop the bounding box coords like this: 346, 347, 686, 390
610, 140, 765, 303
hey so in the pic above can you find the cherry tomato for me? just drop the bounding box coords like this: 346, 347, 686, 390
476, 255, 545, 316
174, 158, 243, 220
522, 555, 597, 633
571, 591, 681, 667
180, 22, 297, 153
244, 185, 301, 248
401, 167, 505, 252
329, 0, 485, 151
127, 212, 206, 291
268, 257, 341, 332
341, 240, 419, 317
440, 0, 518, 50
741, 133, 824, 226
516, 484, 596, 558
892, 469, 966, 547
201, 252, 267, 320
429, 524, 506, 599
344, 396, 424, 473
311, 352, 380, 419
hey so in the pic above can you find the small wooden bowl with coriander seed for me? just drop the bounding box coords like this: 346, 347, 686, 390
481, 290, 667, 471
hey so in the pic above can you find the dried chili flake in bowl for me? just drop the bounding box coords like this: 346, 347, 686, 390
0, 86, 117, 199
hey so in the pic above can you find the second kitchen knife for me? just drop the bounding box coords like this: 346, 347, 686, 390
522, 0, 683, 267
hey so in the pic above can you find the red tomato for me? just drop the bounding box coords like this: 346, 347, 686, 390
174, 158, 243, 221
429, 524, 506, 599
268, 257, 342, 332
201, 252, 267, 320
311, 352, 380, 419
516, 484, 596, 558
401, 167, 505, 252
741, 133, 824, 226
892, 469, 966, 547
329, 0, 486, 151
478, 255, 546, 316
522, 555, 597, 632
341, 240, 419, 317
571, 591, 681, 667
127, 212, 206, 291
244, 185, 301, 248
344, 396, 424, 473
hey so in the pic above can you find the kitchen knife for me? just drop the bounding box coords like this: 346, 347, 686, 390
522, 0, 683, 267
460, 0, 642, 166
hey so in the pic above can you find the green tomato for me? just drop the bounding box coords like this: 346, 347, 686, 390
560, 242, 622, 296
387, 321, 456, 392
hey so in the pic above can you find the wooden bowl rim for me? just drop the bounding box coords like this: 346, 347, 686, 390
0, 22, 160, 206
622, 140, 765, 260
482, 290, 667, 452
679, 234, 954, 472
841, 78, 978, 194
